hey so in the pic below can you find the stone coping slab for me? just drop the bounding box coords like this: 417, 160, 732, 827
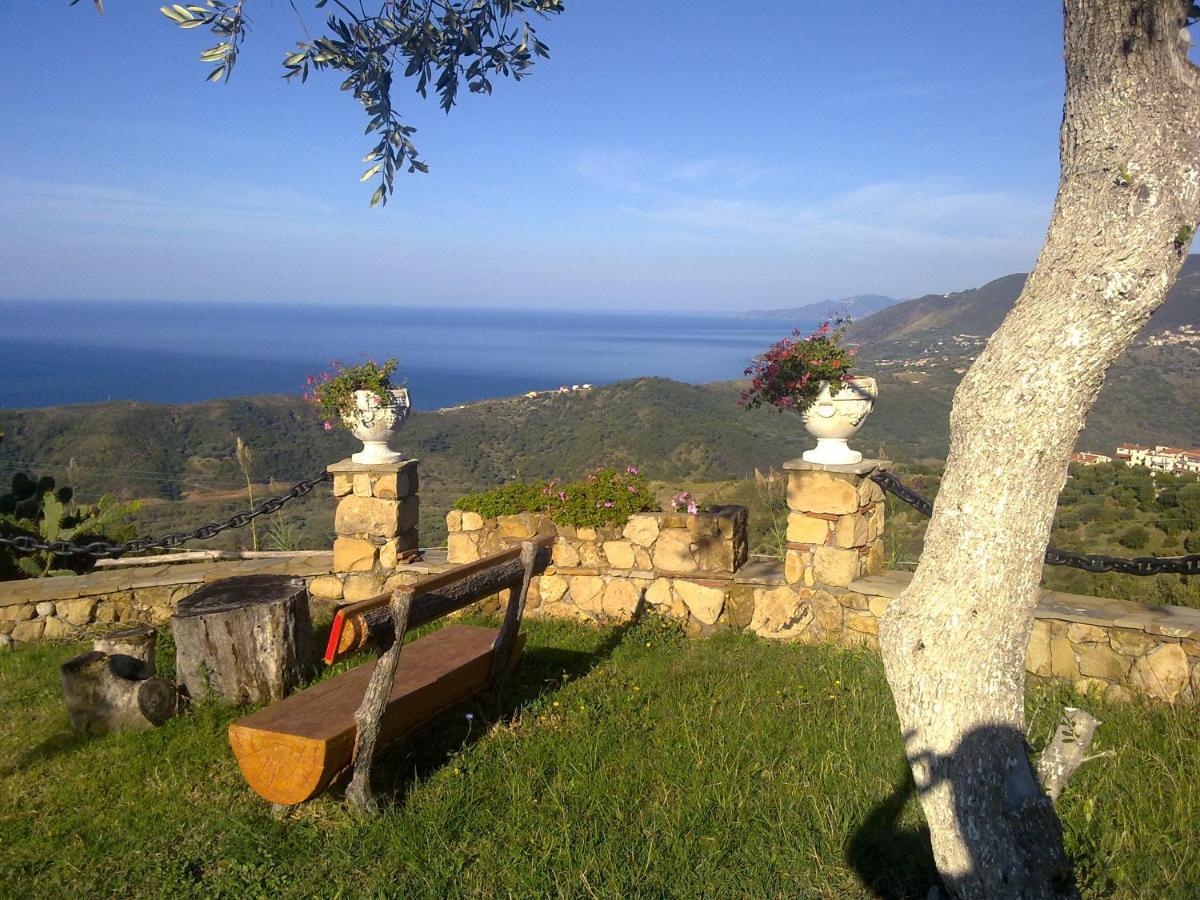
782, 458, 891, 476
0, 553, 334, 607
849, 569, 1200, 640
327, 458, 419, 474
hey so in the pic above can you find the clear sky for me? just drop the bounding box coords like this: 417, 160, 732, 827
2, 2, 1188, 311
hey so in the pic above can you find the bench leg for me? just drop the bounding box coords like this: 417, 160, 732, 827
346, 588, 413, 814
488, 541, 538, 709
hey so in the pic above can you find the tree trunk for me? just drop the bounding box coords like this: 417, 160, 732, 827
172, 575, 314, 705
878, 3, 1199, 896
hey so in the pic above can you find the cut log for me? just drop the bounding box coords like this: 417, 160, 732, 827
62, 651, 177, 732
93, 624, 157, 680
228, 624, 523, 805
172, 575, 313, 705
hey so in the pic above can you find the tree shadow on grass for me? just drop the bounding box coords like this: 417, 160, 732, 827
844, 763, 938, 899
334, 607, 645, 808
846, 725, 1076, 898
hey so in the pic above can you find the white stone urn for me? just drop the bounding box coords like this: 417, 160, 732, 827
800, 376, 877, 465
344, 387, 410, 465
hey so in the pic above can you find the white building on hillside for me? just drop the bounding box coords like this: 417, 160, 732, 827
1115, 443, 1200, 474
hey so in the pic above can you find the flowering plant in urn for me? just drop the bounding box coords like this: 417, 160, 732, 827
739, 321, 877, 465
305, 358, 410, 464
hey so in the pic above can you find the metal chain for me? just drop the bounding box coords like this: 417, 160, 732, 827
870, 470, 1200, 577
0, 472, 332, 559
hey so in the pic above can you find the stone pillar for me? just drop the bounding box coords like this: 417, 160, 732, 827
309, 458, 420, 604
782, 458, 887, 589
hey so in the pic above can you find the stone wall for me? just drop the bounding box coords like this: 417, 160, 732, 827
446, 506, 748, 574
0, 554, 333, 645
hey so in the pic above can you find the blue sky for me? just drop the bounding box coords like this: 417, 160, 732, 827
1, 1, 1172, 311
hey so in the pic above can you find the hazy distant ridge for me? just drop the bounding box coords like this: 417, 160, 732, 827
848, 255, 1200, 344
744, 294, 898, 321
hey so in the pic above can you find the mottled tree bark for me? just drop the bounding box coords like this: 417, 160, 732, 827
878, 2, 1199, 896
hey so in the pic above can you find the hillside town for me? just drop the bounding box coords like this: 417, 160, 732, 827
1072, 443, 1200, 474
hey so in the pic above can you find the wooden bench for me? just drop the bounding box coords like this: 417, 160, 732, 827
228, 536, 553, 808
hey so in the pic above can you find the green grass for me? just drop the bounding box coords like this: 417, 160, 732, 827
1, 617, 1197, 898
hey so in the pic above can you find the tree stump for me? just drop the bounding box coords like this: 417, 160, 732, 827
172, 575, 313, 705
62, 626, 177, 732
94, 624, 157, 680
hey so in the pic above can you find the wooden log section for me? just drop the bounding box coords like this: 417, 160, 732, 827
62, 627, 177, 733
228, 624, 524, 805
93, 624, 157, 680
173, 575, 314, 706
324, 535, 554, 664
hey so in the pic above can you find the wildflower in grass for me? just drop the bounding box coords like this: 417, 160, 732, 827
687, 500, 698, 515
465, 712, 474, 721
322, 420, 333, 432
626, 465, 639, 475
603, 500, 614, 508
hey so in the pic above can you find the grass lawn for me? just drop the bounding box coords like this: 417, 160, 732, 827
1, 615, 1197, 898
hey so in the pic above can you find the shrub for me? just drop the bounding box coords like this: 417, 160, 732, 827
1117, 524, 1150, 551
454, 467, 657, 528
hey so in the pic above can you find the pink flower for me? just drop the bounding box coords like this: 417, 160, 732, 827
626, 465, 639, 475
603, 500, 615, 508
322, 420, 333, 432
627, 485, 637, 493
687, 501, 698, 515
558, 490, 567, 502
305, 375, 315, 386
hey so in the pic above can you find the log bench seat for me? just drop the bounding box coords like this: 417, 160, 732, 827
228, 624, 523, 805
227, 536, 553, 807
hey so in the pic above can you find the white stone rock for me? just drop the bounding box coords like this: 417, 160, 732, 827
35, 602, 56, 618
749, 586, 814, 639
622, 515, 660, 547
1133, 643, 1191, 703
602, 540, 635, 569
645, 578, 673, 611
673, 580, 725, 626
569, 576, 605, 614
539, 574, 569, 605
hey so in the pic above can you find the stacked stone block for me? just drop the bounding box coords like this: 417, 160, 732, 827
782, 459, 886, 589
309, 458, 419, 604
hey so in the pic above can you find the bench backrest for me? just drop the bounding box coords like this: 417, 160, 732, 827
323, 534, 554, 664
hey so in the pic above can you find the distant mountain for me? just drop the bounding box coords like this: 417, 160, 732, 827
849, 255, 1200, 345
745, 294, 898, 321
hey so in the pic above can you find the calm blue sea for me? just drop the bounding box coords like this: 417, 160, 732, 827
0, 300, 814, 410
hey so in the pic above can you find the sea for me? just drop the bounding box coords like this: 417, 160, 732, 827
0, 300, 816, 411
